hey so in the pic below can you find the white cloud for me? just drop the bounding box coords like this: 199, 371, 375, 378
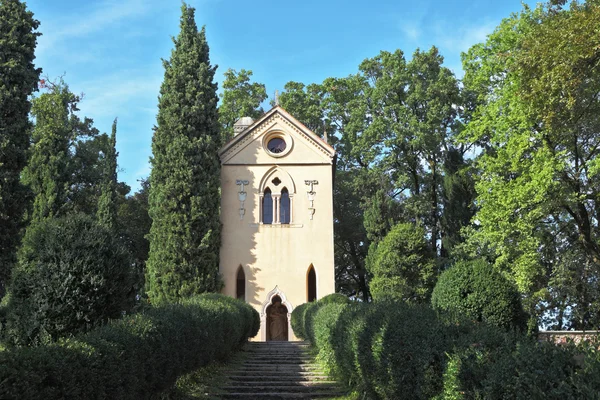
36, 0, 156, 57
134, 162, 151, 180
435, 22, 496, 54
76, 71, 162, 119
400, 23, 421, 41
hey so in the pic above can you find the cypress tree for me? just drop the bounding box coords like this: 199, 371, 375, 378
0, 0, 41, 296
146, 4, 222, 302
97, 118, 118, 231
22, 82, 75, 224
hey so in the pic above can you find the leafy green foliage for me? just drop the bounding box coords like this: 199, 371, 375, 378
461, 1, 600, 328
218, 68, 267, 141
96, 119, 118, 231
277, 81, 326, 134
0, 0, 41, 297
0, 294, 258, 399
300, 294, 349, 344
296, 295, 600, 399
332, 169, 373, 300
367, 222, 436, 303
290, 302, 309, 340
278, 47, 475, 300
147, 4, 222, 302
117, 178, 151, 298
431, 259, 528, 331
6, 213, 134, 345
22, 82, 77, 223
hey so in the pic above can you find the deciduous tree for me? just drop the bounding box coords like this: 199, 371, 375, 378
219, 68, 266, 141
461, 1, 600, 328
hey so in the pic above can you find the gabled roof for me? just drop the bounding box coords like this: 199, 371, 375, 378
218, 106, 335, 161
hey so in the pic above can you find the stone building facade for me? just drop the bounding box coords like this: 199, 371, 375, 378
219, 106, 336, 341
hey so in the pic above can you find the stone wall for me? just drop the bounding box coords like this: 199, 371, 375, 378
538, 330, 600, 345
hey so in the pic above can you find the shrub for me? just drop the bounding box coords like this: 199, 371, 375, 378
326, 302, 368, 387
442, 325, 600, 399
0, 294, 258, 399
312, 303, 348, 374
431, 258, 528, 331
302, 294, 349, 344
301, 295, 600, 399
366, 222, 436, 303
6, 214, 135, 345
291, 302, 309, 340
376, 303, 450, 399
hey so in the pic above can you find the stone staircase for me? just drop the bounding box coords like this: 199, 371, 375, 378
218, 341, 345, 399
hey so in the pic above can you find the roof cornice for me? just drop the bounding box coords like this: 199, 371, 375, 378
218, 106, 335, 162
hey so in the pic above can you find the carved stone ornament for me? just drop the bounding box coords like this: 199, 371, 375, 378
305, 180, 318, 220
236, 179, 249, 220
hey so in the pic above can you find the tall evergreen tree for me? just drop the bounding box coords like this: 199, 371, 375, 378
22, 82, 75, 224
97, 118, 118, 231
146, 4, 222, 302
0, 0, 41, 296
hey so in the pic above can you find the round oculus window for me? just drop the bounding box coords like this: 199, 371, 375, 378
267, 137, 286, 154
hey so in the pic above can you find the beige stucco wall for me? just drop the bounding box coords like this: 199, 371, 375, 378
219, 109, 335, 341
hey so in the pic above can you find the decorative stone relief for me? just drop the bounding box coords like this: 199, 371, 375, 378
305, 180, 318, 220
236, 179, 249, 220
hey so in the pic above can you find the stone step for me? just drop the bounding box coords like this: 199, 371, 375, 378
233, 366, 324, 373
240, 360, 313, 366
220, 392, 346, 399
228, 374, 331, 381
221, 384, 341, 393
224, 380, 338, 387
245, 342, 310, 349
216, 341, 346, 399
243, 350, 311, 354
245, 354, 312, 358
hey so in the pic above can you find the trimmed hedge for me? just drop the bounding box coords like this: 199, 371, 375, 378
290, 302, 309, 340
0, 294, 259, 399
293, 297, 600, 399
301, 293, 349, 343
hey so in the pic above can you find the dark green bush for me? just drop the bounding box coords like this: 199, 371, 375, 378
6, 214, 135, 345
366, 222, 436, 303
431, 258, 528, 331
0, 294, 258, 399
376, 303, 451, 399
439, 325, 600, 399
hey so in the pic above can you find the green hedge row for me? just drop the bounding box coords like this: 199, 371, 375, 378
0, 294, 259, 399
292, 297, 600, 399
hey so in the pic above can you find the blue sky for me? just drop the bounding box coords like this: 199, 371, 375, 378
27, 0, 535, 192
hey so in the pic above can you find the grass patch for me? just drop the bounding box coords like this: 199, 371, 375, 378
156, 361, 230, 400
156, 343, 252, 399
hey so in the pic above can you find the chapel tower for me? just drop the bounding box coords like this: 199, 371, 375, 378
219, 106, 336, 341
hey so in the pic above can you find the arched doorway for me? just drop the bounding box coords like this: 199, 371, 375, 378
307, 265, 317, 302
236, 266, 245, 301
266, 295, 288, 341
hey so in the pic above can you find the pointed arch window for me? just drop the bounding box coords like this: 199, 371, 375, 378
262, 188, 273, 224
280, 188, 290, 224
307, 265, 317, 302
236, 266, 246, 301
